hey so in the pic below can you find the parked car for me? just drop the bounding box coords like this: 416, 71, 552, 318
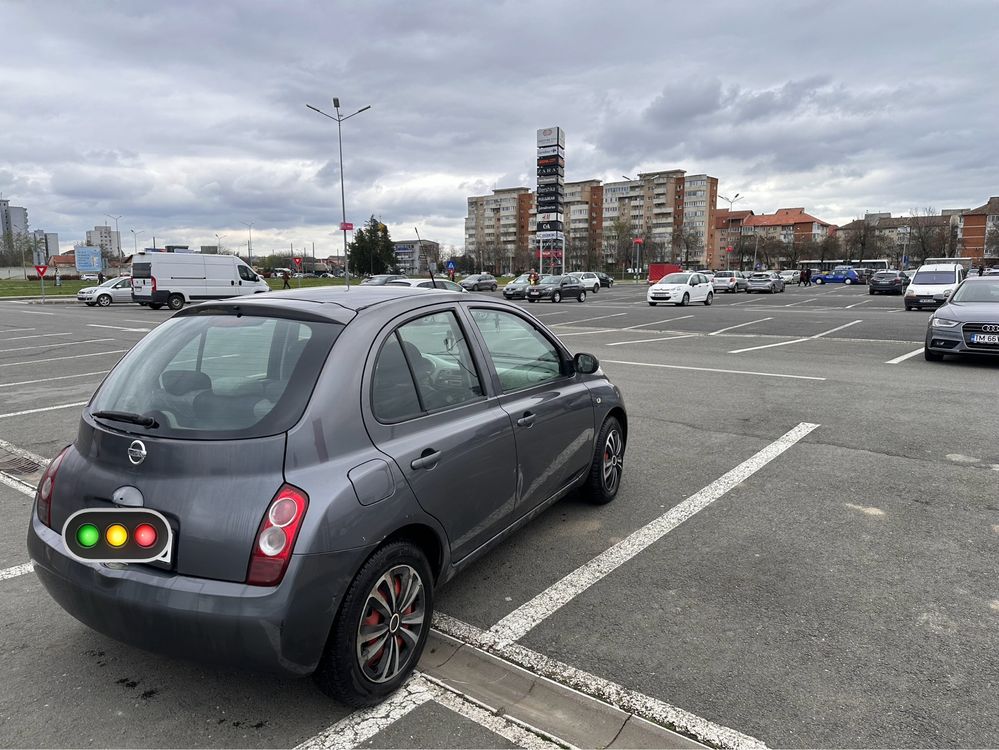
924, 276, 999, 360
779, 269, 801, 285
812, 265, 862, 285
904, 263, 966, 310
27, 286, 627, 707
746, 271, 786, 294
647, 272, 714, 306
712, 270, 748, 293
459, 273, 498, 292
595, 272, 614, 288
386, 278, 467, 293
569, 272, 601, 293
868, 270, 910, 295
526, 274, 587, 303
79, 273, 100, 281
502, 274, 531, 299
77, 276, 133, 307
130, 251, 269, 310
360, 274, 408, 286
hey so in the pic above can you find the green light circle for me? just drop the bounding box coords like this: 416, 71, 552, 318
76, 523, 100, 548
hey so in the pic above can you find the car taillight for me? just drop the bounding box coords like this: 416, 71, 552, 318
150, 275, 157, 293
35, 447, 70, 529
246, 484, 308, 586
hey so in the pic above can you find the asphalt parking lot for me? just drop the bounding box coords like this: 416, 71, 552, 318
1, 282, 998, 749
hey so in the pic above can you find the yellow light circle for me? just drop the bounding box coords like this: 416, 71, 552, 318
105, 524, 128, 548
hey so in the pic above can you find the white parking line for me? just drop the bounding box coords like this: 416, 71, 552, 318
0, 328, 36, 333
0, 562, 34, 581
708, 318, 773, 336
619, 314, 695, 330
0, 338, 113, 354
487, 422, 819, 645
886, 347, 924, 364
552, 312, 627, 326
556, 328, 617, 337
783, 298, 816, 307
3, 332, 70, 342
606, 333, 699, 346
87, 324, 152, 332
0, 402, 88, 419
726, 297, 766, 305
531, 310, 570, 316
0, 438, 49, 465
433, 613, 768, 750
0, 472, 36, 496
844, 299, 872, 309
0, 349, 128, 368
14, 310, 56, 315
603, 359, 825, 381
728, 320, 862, 354
0, 370, 110, 389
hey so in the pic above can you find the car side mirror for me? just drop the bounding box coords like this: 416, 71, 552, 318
573, 352, 599, 374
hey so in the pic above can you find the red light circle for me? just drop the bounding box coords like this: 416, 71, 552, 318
134, 523, 158, 548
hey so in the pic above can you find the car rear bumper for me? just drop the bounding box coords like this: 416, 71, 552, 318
28, 511, 371, 676
503, 289, 527, 299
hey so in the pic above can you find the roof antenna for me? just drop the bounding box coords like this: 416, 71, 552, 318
415, 227, 437, 288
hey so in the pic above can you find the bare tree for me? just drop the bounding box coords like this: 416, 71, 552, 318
984, 224, 999, 259
908, 208, 948, 259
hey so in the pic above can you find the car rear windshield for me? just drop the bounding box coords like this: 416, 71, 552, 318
873, 272, 897, 279
88, 312, 342, 439
131, 262, 151, 279
913, 271, 956, 284
714, 271, 734, 278
660, 273, 690, 283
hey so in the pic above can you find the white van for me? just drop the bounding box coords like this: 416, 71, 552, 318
130, 252, 269, 310
904, 262, 966, 311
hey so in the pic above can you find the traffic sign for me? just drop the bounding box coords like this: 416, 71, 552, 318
727, 246, 733, 253
339, 222, 354, 231
293, 257, 302, 267
446, 260, 456, 271
34, 265, 48, 277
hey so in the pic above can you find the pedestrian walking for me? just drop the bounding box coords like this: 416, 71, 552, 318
804, 268, 812, 287
97, 271, 105, 284
978, 264, 985, 277
282, 271, 291, 289
796, 269, 803, 287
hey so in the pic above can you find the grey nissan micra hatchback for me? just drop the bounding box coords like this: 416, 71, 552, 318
28, 286, 627, 706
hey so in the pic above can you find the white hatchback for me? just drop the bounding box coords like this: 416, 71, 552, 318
647, 272, 714, 306
570, 272, 601, 293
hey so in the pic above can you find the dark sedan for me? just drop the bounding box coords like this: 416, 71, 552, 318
526, 274, 588, 303
869, 270, 910, 295
924, 276, 999, 360
595, 272, 614, 288
502, 273, 531, 299
361, 274, 407, 285
27, 286, 626, 707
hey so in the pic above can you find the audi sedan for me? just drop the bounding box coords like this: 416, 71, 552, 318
27, 286, 626, 707
924, 276, 999, 361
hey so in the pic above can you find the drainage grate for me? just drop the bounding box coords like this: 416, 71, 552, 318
0, 441, 48, 489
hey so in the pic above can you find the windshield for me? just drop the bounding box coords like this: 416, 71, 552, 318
540, 275, 560, 284
511, 275, 529, 283
660, 273, 690, 284
913, 271, 957, 285
88, 312, 342, 439
951, 281, 999, 303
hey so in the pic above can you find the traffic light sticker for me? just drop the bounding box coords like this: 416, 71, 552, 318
62, 508, 173, 564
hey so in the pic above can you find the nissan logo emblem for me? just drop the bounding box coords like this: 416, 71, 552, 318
982, 324, 999, 333
127, 440, 147, 466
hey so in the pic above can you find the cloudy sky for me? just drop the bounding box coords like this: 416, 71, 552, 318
2, 0, 997, 257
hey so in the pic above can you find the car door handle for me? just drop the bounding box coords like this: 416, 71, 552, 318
410, 449, 442, 470
516, 412, 536, 428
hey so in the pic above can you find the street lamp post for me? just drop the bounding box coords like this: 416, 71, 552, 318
216, 233, 225, 255
718, 193, 742, 270
130, 229, 144, 254
105, 214, 122, 261
306, 98, 372, 290
241, 221, 253, 266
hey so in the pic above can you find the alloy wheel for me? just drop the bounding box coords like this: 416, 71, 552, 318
355, 564, 426, 684
602, 429, 623, 494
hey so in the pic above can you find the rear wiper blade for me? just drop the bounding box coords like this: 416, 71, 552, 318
91, 410, 159, 428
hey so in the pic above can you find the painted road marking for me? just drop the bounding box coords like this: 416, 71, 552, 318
531, 310, 570, 316
886, 347, 924, 364
619, 314, 695, 330
708, 318, 773, 336
783, 298, 817, 307
434, 613, 767, 750
0, 328, 36, 333
0, 349, 128, 368
0, 438, 49, 466
0, 338, 113, 354
603, 359, 825, 381
845, 299, 872, 308
552, 312, 627, 326
487, 422, 819, 645
556, 328, 617, 337
0, 402, 88, 419
0, 563, 34, 581
0, 370, 110, 389
727, 297, 766, 306
87, 324, 152, 332
13, 310, 56, 315
2, 332, 70, 342
0, 472, 36, 496
606, 333, 699, 346
728, 320, 862, 354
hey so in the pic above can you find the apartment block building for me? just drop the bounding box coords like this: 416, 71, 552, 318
714, 209, 755, 264
602, 170, 687, 263
393, 238, 440, 275
683, 174, 718, 267
836, 211, 964, 261
85, 225, 122, 257
960, 197, 999, 257
31, 229, 60, 261
0, 198, 29, 253
464, 187, 532, 272
742, 208, 833, 244
556, 179, 603, 270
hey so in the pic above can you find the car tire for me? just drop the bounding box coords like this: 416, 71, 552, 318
313, 541, 433, 707
528, 298, 537, 303
845, 278, 853, 285
577, 291, 586, 302
167, 294, 184, 311
96, 294, 112, 307
552, 291, 561, 303
869, 289, 875, 295
491, 284, 497, 292
905, 306, 913, 311
816, 278, 825, 285
704, 292, 713, 306
581, 416, 625, 505
648, 302, 657, 306
148, 303, 164, 310
677, 293, 689, 307
924, 346, 944, 362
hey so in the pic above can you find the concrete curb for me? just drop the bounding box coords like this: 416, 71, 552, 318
1, 296, 79, 303
420, 631, 706, 749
